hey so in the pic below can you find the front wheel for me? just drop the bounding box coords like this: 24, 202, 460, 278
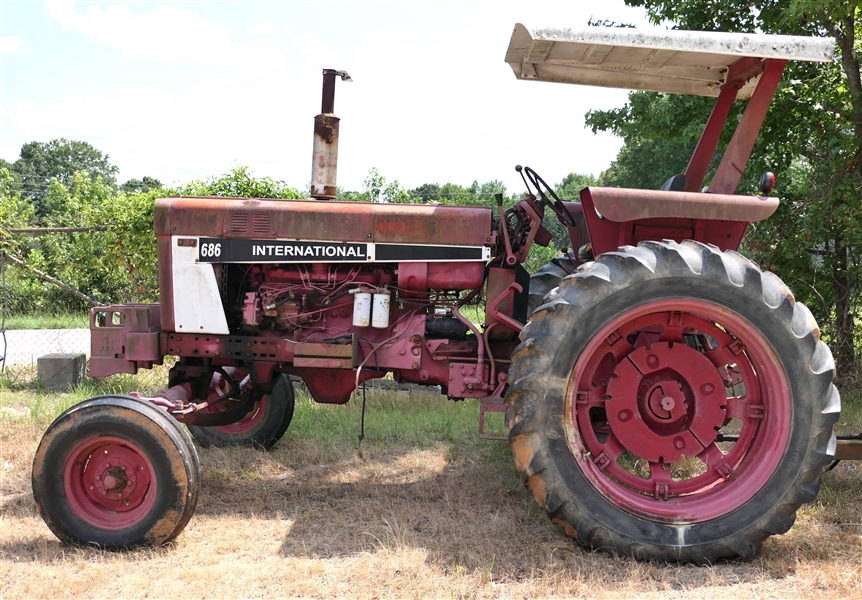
32, 396, 200, 548
187, 374, 295, 449
506, 240, 840, 563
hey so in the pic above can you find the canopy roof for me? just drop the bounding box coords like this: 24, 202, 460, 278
505, 24, 834, 98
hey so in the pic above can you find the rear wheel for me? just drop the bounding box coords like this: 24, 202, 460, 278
187, 374, 295, 449
527, 255, 576, 315
507, 240, 840, 563
32, 396, 200, 548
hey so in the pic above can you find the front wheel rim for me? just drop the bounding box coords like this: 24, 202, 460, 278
63, 436, 156, 530
567, 299, 791, 523
211, 396, 266, 435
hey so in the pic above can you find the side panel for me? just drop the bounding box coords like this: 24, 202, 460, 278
170, 237, 229, 334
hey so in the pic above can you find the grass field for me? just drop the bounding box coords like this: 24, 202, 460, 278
1, 366, 861, 599
1, 312, 90, 330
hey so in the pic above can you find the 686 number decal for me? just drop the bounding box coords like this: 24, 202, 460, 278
199, 242, 222, 259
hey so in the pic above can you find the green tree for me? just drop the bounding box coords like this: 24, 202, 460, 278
556, 172, 598, 200
0, 167, 35, 266
408, 180, 508, 206
586, 0, 861, 375
338, 168, 410, 203
120, 176, 162, 194
177, 165, 304, 199
407, 182, 442, 202
12, 139, 119, 216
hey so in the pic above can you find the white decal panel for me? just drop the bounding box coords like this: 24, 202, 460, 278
171, 238, 229, 334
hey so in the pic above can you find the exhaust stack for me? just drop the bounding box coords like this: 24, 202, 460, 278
311, 69, 352, 200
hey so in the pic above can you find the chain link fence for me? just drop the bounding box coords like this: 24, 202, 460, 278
1, 228, 103, 385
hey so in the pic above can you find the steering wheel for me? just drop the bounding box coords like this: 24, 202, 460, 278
518, 166, 578, 228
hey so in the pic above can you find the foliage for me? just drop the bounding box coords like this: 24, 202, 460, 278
177, 165, 304, 199
10, 138, 119, 217
407, 179, 508, 206
0, 166, 34, 236
120, 176, 162, 194
2, 164, 307, 313
337, 168, 410, 203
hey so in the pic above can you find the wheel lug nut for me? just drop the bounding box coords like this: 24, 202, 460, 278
701, 383, 715, 395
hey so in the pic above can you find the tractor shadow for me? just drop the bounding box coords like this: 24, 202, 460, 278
191, 440, 862, 588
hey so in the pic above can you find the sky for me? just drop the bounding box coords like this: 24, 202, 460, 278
0, 1, 657, 195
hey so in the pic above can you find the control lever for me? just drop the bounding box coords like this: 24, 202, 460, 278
495, 193, 518, 266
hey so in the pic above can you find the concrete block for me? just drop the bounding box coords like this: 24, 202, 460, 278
38, 353, 86, 392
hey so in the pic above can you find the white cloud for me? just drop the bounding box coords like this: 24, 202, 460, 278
4, 75, 322, 187
214, 40, 288, 76
45, 1, 230, 64
247, 22, 277, 36
0, 36, 24, 54
42, 2, 289, 78
291, 32, 339, 64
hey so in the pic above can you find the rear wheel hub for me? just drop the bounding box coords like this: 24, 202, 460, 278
605, 342, 726, 463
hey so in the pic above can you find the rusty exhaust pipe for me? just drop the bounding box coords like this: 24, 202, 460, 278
311, 69, 352, 200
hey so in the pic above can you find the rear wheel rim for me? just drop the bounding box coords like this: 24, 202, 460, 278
567, 299, 791, 523
63, 436, 156, 530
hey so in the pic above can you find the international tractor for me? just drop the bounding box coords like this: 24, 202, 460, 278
31, 25, 861, 564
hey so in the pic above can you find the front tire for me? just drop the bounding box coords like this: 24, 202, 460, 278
32, 396, 200, 548
187, 374, 295, 449
507, 240, 839, 563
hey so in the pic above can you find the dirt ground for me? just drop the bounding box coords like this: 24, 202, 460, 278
1, 396, 861, 599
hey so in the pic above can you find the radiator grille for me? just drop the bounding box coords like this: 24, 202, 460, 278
252, 213, 271, 236
228, 213, 247, 234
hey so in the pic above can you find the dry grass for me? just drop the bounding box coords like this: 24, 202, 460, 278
1, 373, 861, 599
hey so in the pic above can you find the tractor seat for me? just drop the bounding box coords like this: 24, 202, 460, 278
661, 174, 687, 191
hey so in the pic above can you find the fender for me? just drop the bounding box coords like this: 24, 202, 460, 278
580, 187, 779, 256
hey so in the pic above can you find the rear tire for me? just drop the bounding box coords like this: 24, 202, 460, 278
527, 256, 575, 315
188, 374, 295, 449
32, 396, 200, 548
507, 240, 840, 563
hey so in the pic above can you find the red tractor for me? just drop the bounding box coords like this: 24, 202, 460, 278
32, 26, 858, 563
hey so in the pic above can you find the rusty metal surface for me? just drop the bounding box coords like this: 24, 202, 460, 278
88, 305, 162, 377
155, 197, 493, 247
162, 333, 296, 363
505, 24, 833, 98
584, 187, 779, 223
835, 440, 862, 461
311, 114, 339, 200
294, 341, 355, 369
